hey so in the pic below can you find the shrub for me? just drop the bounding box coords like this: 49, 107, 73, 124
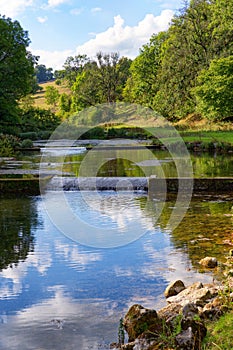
0, 134, 21, 157
20, 139, 33, 148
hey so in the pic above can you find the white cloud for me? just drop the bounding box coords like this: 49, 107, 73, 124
31, 10, 174, 70
37, 16, 48, 23
91, 7, 102, 13
0, 0, 33, 18
75, 10, 174, 58
46, 0, 70, 7
31, 48, 74, 70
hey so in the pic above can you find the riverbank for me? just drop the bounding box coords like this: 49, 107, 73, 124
111, 254, 233, 350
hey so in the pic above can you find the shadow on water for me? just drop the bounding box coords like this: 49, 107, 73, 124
0, 195, 40, 270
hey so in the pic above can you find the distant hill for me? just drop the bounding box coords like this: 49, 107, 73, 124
32, 80, 71, 112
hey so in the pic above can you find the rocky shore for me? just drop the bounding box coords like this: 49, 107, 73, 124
111, 255, 233, 350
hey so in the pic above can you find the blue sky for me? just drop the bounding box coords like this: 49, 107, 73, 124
0, 0, 184, 70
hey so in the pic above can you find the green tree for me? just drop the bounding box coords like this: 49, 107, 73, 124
20, 107, 60, 132
193, 56, 233, 120
71, 53, 130, 111
59, 93, 72, 114
211, 0, 233, 57
45, 86, 60, 107
123, 32, 167, 108
154, 0, 213, 119
96, 51, 120, 103
72, 61, 101, 110
35, 64, 54, 83
63, 55, 89, 87
0, 16, 37, 133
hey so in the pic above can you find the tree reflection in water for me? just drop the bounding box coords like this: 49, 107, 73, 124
0, 195, 39, 270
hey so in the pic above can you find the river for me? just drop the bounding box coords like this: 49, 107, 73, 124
0, 144, 232, 349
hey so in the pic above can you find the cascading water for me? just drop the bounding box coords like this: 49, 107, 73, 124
45, 176, 149, 191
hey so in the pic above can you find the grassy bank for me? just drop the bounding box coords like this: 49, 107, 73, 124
203, 311, 233, 349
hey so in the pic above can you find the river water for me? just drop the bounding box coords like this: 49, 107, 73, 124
0, 145, 232, 349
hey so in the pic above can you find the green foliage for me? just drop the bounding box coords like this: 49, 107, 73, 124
118, 318, 125, 346
71, 53, 131, 111
154, 0, 213, 119
20, 139, 33, 148
55, 79, 62, 86
0, 16, 37, 133
19, 107, 61, 133
123, 32, 167, 108
63, 55, 89, 87
0, 134, 20, 157
193, 56, 233, 120
35, 64, 54, 83
59, 93, 72, 114
44, 86, 60, 107
72, 62, 101, 109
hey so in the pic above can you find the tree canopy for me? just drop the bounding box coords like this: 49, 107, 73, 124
0, 15, 37, 133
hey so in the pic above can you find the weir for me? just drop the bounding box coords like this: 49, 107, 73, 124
45, 176, 233, 193
46, 176, 149, 192
0, 176, 232, 194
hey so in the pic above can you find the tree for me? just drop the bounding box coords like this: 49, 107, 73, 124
0, 16, 37, 133
153, 0, 213, 119
96, 52, 120, 103
123, 32, 167, 108
193, 56, 233, 120
63, 55, 89, 87
45, 86, 60, 107
72, 61, 101, 109
71, 53, 130, 111
59, 93, 72, 114
210, 0, 233, 57
35, 64, 54, 83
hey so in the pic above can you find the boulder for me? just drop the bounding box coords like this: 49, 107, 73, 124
177, 317, 207, 349
164, 280, 186, 298
157, 303, 182, 323
182, 303, 199, 318
199, 257, 218, 268
123, 304, 160, 342
166, 283, 212, 307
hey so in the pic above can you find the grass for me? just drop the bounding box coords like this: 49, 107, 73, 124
32, 80, 71, 111
202, 311, 233, 350
179, 130, 233, 145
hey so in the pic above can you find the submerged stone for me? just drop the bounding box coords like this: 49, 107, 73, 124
199, 257, 218, 268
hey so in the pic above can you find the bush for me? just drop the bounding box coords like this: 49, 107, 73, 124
19, 107, 61, 133
20, 139, 33, 148
0, 134, 21, 157
19, 132, 38, 140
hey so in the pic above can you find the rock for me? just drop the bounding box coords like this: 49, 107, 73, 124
166, 283, 211, 307
199, 257, 218, 268
123, 304, 160, 342
182, 303, 199, 318
157, 303, 182, 323
201, 294, 230, 320
175, 327, 194, 350
175, 318, 207, 350
121, 342, 135, 350
164, 280, 186, 298
119, 280, 230, 350
179, 317, 207, 349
